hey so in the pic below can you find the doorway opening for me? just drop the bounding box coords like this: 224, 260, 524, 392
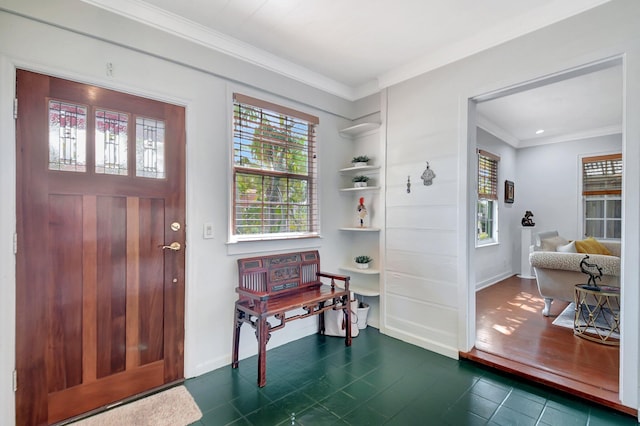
462, 58, 629, 414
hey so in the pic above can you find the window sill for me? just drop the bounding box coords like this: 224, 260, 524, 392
476, 241, 499, 248
226, 234, 322, 255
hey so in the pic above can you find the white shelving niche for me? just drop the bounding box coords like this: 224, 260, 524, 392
337, 120, 383, 328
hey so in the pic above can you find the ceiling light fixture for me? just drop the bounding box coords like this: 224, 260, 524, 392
535, 129, 545, 135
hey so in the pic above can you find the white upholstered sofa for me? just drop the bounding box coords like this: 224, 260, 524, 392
528, 231, 620, 316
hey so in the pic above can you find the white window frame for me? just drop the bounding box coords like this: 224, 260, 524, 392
583, 195, 622, 240
476, 149, 500, 247
477, 199, 498, 246
580, 153, 622, 241
229, 93, 319, 243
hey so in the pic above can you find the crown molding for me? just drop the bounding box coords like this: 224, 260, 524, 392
476, 115, 521, 148
477, 114, 621, 149
518, 124, 622, 148
82, 0, 611, 101
377, 0, 612, 90
80, 0, 358, 100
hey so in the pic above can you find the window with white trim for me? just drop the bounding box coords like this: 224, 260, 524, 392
477, 149, 499, 246
232, 93, 319, 241
582, 154, 622, 240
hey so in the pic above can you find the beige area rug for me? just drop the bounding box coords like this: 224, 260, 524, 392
71, 386, 202, 426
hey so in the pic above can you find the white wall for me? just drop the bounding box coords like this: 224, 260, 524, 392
2, 0, 640, 421
516, 134, 622, 240
474, 128, 518, 289
383, 0, 640, 410
0, 3, 377, 423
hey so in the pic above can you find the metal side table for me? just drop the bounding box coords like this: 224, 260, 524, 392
573, 284, 620, 345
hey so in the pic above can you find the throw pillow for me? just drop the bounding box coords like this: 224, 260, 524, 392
540, 235, 569, 251
557, 241, 577, 253
575, 237, 612, 255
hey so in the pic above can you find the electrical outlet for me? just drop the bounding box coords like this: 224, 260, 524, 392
203, 222, 214, 239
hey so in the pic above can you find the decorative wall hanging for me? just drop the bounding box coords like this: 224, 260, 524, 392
421, 162, 435, 186
406, 176, 411, 193
505, 180, 514, 204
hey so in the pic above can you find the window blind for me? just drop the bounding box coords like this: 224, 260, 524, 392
232, 93, 319, 238
582, 153, 622, 196
478, 149, 500, 200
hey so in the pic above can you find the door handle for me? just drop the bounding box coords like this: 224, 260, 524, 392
160, 242, 181, 251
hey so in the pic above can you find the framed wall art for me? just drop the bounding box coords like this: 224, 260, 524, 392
504, 180, 514, 204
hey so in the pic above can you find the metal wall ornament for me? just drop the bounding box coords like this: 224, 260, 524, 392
421, 162, 436, 186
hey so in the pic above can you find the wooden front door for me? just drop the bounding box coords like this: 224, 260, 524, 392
15, 70, 186, 425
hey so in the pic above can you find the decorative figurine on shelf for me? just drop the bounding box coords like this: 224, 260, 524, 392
356, 197, 368, 228
580, 255, 603, 290
521, 211, 535, 227
421, 162, 436, 186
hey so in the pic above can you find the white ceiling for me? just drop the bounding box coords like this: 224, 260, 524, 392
477, 63, 623, 148
81, 0, 622, 146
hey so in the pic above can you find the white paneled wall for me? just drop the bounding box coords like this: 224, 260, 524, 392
381, 6, 640, 412
384, 72, 461, 357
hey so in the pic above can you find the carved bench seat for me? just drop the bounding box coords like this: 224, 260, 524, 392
232, 250, 352, 387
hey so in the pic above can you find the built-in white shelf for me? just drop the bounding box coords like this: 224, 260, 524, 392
334, 281, 380, 297
339, 165, 381, 173
339, 227, 381, 232
339, 122, 381, 137
339, 186, 381, 192
339, 266, 380, 275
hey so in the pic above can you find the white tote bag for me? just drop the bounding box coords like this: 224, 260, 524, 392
323, 299, 359, 337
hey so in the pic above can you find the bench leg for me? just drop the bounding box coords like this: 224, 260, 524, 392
318, 301, 325, 334
232, 307, 243, 369
257, 316, 269, 387
344, 297, 352, 347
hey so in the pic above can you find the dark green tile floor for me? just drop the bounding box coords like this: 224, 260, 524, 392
185, 328, 637, 425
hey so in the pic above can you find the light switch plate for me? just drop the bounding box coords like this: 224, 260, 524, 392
203, 222, 214, 239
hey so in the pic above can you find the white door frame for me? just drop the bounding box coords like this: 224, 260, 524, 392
459, 56, 635, 409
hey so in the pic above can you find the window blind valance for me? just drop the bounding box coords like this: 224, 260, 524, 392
582, 153, 622, 196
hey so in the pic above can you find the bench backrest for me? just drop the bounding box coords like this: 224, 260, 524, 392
238, 250, 321, 298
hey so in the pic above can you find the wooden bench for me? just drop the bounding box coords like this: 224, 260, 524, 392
231, 250, 352, 387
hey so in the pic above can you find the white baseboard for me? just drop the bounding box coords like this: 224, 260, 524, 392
382, 326, 459, 359
476, 271, 515, 291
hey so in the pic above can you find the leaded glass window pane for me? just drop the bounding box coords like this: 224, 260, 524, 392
136, 117, 165, 179
48, 100, 87, 172
95, 109, 128, 175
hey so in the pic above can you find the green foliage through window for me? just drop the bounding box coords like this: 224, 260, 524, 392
233, 94, 318, 238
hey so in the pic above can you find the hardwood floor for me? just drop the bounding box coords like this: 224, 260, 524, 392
460, 275, 635, 416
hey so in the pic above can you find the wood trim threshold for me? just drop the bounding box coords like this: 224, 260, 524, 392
460, 348, 636, 417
